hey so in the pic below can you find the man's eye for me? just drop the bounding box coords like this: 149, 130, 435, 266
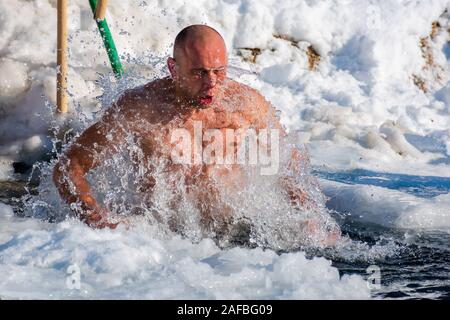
192, 70, 206, 77
192, 69, 225, 78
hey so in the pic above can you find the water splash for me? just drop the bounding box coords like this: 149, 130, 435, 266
20, 72, 342, 252
18, 56, 392, 258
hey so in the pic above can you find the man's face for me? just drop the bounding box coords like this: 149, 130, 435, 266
169, 40, 227, 106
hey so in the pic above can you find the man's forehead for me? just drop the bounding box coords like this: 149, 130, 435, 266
183, 42, 227, 68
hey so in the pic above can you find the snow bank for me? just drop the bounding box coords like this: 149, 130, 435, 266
0, 203, 370, 299
0, 0, 449, 178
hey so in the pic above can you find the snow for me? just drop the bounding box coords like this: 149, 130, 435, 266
0, 204, 370, 299
1, 0, 450, 176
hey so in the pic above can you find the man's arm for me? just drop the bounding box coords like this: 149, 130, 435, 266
250, 90, 310, 207
252, 90, 341, 245
53, 94, 133, 228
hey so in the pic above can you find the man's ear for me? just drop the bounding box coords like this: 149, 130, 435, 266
167, 57, 177, 80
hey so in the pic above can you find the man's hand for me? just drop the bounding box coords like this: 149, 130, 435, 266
53, 95, 133, 229
79, 207, 132, 230
80, 208, 119, 229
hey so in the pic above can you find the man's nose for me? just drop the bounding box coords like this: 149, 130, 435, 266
203, 70, 217, 88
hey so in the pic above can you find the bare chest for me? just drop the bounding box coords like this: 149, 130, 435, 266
135, 106, 253, 187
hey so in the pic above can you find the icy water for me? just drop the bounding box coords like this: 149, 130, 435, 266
1, 169, 448, 299
315, 169, 450, 198
316, 169, 450, 300
327, 220, 450, 299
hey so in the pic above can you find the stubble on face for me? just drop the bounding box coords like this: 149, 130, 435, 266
172, 26, 228, 109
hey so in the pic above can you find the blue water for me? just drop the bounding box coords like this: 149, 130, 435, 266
314, 169, 450, 198
314, 169, 450, 300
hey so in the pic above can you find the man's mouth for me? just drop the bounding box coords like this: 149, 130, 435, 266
198, 95, 213, 105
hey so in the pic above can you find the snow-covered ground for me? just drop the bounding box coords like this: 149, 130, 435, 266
0, 202, 369, 299
1, 0, 450, 299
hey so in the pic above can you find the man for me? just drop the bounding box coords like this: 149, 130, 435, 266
53, 25, 339, 245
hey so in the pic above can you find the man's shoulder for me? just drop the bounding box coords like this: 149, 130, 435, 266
106, 78, 172, 121
225, 79, 271, 114
226, 79, 265, 101
116, 78, 168, 107
225, 79, 281, 130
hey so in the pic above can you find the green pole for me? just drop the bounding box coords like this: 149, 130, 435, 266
88, 0, 124, 78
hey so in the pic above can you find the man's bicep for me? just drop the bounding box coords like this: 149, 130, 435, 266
66, 112, 127, 170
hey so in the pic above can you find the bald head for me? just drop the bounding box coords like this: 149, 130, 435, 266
173, 25, 227, 61
168, 25, 228, 107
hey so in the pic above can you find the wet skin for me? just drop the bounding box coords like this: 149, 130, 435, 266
53, 77, 281, 228
53, 25, 338, 245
